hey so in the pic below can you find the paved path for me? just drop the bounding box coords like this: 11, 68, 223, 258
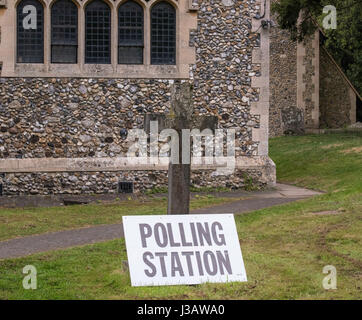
192, 183, 320, 214
0, 184, 322, 260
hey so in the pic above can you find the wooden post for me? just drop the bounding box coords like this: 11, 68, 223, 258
167, 82, 193, 215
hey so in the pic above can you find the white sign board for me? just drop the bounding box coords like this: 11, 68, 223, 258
122, 214, 247, 287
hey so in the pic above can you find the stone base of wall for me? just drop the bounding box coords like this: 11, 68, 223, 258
0, 156, 276, 196
280, 106, 305, 135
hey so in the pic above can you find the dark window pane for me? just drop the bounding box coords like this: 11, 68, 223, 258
51, 0, 78, 63
85, 0, 111, 64
118, 1, 143, 64
151, 2, 176, 65
119, 46, 143, 64
17, 0, 44, 63
51, 45, 77, 63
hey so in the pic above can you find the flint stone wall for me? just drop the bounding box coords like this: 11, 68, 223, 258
269, 11, 300, 137
0, 77, 261, 159
0, 168, 269, 195
319, 47, 356, 128
269, 16, 357, 135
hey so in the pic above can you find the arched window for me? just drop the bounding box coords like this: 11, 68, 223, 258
118, 1, 144, 64
17, 0, 44, 63
51, 0, 78, 64
151, 2, 176, 65
85, 0, 111, 64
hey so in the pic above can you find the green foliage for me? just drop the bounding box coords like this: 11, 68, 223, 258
243, 174, 259, 192
189, 186, 230, 193
270, 131, 362, 193
272, 0, 362, 95
144, 186, 168, 195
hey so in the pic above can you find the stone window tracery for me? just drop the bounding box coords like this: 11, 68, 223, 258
118, 1, 144, 64
85, 0, 112, 64
17, 0, 44, 63
150, 1, 176, 65
51, 0, 78, 63
8, 0, 195, 78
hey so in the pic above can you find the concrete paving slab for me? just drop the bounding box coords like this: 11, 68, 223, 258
192, 197, 304, 215
275, 183, 322, 197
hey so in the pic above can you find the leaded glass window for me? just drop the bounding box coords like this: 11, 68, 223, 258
151, 2, 176, 65
51, 0, 78, 64
85, 0, 111, 64
17, 0, 44, 63
118, 1, 144, 64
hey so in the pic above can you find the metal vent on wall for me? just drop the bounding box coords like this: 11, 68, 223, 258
118, 182, 134, 194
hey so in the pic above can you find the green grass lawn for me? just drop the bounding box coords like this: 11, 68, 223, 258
0, 195, 235, 241
0, 132, 361, 299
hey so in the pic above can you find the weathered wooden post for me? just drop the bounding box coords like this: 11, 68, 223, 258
167, 82, 193, 215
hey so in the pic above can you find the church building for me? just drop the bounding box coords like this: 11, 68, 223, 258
0, 0, 276, 196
